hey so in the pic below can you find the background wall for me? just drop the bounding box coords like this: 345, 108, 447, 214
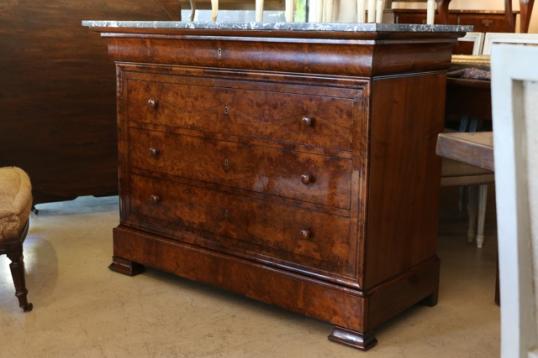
0, 0, 179, 203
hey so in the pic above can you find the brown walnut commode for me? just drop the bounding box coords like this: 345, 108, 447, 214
85, 21, 467, 351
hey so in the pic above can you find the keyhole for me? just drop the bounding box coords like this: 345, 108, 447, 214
223, 158, 231, 172
224, 105, 230, 115
217, 48, 223, 58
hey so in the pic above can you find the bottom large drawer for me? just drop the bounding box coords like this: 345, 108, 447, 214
124, 174, 358, 281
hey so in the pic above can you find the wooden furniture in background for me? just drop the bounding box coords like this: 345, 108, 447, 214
441, 126, 494, 248
520, 0, 536, 33
446, 73, 491, 122
437, 132, 494, 172
444, 56, 493, 248
0, 0, 180, 204
456, 32, 485, 55
436, 131, 497, 300
390, 0, 449, 23
492, 43, 538, 358
395, 9, 518, 33
393, 0, 530, 33
86, 21, 466, 350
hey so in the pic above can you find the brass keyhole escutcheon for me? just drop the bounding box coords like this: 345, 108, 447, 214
224, 105, 230, 115
223, 158, 231, 172
217, 48, 223, 58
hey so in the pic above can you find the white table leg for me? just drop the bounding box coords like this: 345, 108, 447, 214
375, 0, 385, 23
211, 0, 219, 22
367, 0, 376, 22
476, 184, 488, 248
324, 0, 335, 22
285, 0, 294, 22
189, 0, 197, 21
310, 0, 322, 22
256, 0, 264, 22
357, 0, 366, 22
427, 0, 436, 24
467, 186, 478, 243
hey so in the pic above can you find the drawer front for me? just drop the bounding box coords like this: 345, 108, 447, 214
126, 174, 355, 277
129, 127, 352, 210
126, 78, 354, 152
454, 14, 515, 32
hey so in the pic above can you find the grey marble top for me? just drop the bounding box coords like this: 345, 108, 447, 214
82, 20, 471, 33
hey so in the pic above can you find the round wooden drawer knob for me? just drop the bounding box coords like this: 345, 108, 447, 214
147, 98, 158, 109
301, 174, 315, 185
149, 147, 160, 157
150, 194, 161, 203
302, 116, 314, 127
300, 229, 313, 240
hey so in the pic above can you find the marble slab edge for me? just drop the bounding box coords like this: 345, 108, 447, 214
82, 20, 472, 33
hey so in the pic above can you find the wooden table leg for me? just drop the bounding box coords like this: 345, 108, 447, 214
520, 0, 535, 33
495, 261, 500, 306
436, 0, 451, 24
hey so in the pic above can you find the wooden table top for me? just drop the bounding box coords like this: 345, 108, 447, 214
436, 132, 494, 171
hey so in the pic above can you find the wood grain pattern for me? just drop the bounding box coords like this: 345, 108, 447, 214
128, 127, 353, 209
100, 31, 461, 77
0, 0, 179, 203
364, 73, 445, 289
113, 226, 441, 334
394, 9, 518, 33
436, 132, 493, 171
88, 26, 463, 350
126, 173, 357, 282
125, 74, 358, 153
446, 77, 491, 122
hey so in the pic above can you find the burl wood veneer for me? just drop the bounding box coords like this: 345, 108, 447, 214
85, 21, 466, 350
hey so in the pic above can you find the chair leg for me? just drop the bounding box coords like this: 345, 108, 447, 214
6, 242, 33, 312
467, 186, 478, 243
476, 184, 488, 248
458, 186, 465, 216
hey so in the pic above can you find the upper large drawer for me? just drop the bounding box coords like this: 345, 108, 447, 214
125, 76, 355, 153
128, 127, 352, 210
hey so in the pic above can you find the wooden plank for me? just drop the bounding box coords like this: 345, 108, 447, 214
436, 132, 494, 171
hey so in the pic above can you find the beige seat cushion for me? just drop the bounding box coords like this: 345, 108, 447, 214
0, 167, 32, 241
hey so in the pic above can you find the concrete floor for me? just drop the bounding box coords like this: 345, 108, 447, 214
0, 196, 499, 357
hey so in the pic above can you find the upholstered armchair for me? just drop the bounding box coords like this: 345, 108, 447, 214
0, 167, 33, 312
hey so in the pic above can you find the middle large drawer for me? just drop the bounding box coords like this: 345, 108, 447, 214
128, 127, 353, 210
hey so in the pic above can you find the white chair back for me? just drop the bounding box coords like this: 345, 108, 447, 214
484, 33, 538, 55
492, 43, 538, 358
458, 32, 485, 56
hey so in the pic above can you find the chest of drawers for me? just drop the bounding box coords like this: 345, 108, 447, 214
86, 21, 467, 351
